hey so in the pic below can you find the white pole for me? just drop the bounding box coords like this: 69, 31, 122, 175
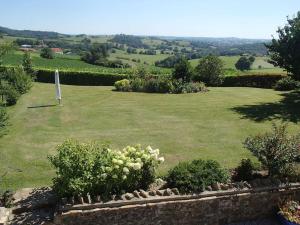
55, 69, 62, 105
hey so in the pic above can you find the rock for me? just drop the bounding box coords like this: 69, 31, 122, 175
228, 183, 235, 189
124, 193, 135, 200
70, 196, 75, 205
148, 190, 156, 196
236, 182, 244, 189
95, 195, 101, 203
148, 178, 167, 191
163, 188, 173, 196
0, 207, 10, 225
212, 182, 221, 191
206, 186, 213, 191
86, 194, 92, 204
156, 190, 164, 196
243, 181, 252, 189
111, 195, 117, 201
139, 190, 149, 198
78, 196, 84, 204
171, 188, 180, 195
220, 184, 229, 190
133, 190, 140, 198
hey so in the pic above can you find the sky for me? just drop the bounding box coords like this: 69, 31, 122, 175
0, 0, 299, 39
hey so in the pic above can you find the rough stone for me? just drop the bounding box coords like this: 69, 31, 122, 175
139, 190, 149, 198
156, 190, 164, 196
148, 190, 156, 196
220, 184, 229, 190
163, 188, 173, 196
171, 188, 180, 195
243, 182, 252, 189
132, 191, 140, 198
206, 186, 213, 191
124, 193, 134, 200
212, 182, 221, 191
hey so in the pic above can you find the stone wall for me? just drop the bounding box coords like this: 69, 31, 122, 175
54, 184, 300, 225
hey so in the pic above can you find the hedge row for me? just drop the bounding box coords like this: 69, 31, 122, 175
35, 69, 127, 86
222, 74, 286, 88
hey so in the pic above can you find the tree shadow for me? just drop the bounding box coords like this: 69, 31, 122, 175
27, 104, 57, 109
231, 90, 300, 123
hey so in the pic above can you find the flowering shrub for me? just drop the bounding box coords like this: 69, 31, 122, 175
49, 140, 164, 198
278, 200, 300, 224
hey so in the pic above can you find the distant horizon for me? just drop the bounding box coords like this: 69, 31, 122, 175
1, 25, 272, 41
0, 0, 298, 39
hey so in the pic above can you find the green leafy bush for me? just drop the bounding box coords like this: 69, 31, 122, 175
233, 158, 256, 181
166, 159, 229, 193
274, 77, 300, 91
36, 69, 127, 86
49, 140, 164, 197
40, 48, 54, 59
4, 67, 33, 94
194, 55, 225, 86
244, 124, 300, 177
0, 107, 8, 137
1, 84, 20, 106
222, 74, 286, 88
114, 79, 131, 92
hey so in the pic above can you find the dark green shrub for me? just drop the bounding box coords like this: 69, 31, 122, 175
36, 69, 127, 86
222, 74, 286, 88
194, 55, 225, 86
4, 86, 20, 106
0, 107, 8, 137
4, 67, 32, 94
182, 82, 207, 93
274, 77, 300, 91
40, 48, 54, 59
166, 159, 229, 193
172, 57, 193, 82
233, 158, 256, 181
114, 79, 131, 91
244, 124, 300, 177
130, 78, 145, 92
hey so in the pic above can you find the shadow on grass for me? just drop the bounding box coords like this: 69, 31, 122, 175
232, 90, 300, 123
27, 104, 57, 109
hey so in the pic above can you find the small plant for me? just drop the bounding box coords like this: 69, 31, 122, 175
244, 124, 300, 177
233, 158, 256, 181
114, 79, 131, 92
274, 76, 300, 91
166, 159, 229, 193
278, 200, 300, 224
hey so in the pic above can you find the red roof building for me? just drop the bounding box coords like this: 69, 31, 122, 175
51, 48, 64, 54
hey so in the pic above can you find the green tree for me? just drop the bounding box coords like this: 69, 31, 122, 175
81, 43, 109, 64
235, 56, 252, 71
194, 55, 224, 86
40, 47, 54, 59
22, 52, 35, 77
172, 57, 193, 82
266, 12, 300, 80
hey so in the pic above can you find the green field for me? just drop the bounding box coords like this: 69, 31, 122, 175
0, 83, 299, 190
190, 56, 285, 74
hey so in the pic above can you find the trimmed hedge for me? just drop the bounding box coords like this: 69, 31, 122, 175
35, 69, 127, 86
222, 74, 286, 88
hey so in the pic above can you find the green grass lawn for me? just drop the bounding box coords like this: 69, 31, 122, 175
0, 83, 299, 190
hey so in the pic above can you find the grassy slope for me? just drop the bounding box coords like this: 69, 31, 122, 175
189, 56, 285, 74
0, 83, 299, 190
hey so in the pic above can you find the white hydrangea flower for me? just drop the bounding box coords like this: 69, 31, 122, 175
158, 157, 165, 163
112, 174, 118, 179
101, 173, 107, 179
122, 175, 127, 180
105, 167, 112, 172
133, 163, 142, 170
123, 167, 129, 174
114, 165, 120, 169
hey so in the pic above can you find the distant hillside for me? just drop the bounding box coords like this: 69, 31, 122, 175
0, 26, 65, 39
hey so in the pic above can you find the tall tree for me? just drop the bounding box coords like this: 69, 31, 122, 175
266, 11, 300, 80
235, 56, 252, 71
172, 57, 193, 82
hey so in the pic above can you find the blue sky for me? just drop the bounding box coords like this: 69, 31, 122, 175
0, 0, 299, 38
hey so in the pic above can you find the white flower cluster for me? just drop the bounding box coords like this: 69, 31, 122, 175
100, 145, 164, 182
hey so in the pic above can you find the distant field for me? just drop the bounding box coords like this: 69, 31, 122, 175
1, 83, 299, 190
190, 56, 285, 74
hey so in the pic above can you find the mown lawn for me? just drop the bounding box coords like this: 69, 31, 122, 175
0, 83, 299, 190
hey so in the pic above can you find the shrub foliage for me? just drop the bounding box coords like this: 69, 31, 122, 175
166, 159, 229, 193
49, 140, 164, 197
244, 124, 300, 177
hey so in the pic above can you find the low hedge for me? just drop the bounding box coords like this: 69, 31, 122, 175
222, 74, 286, 88
35, 69, 127, 86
